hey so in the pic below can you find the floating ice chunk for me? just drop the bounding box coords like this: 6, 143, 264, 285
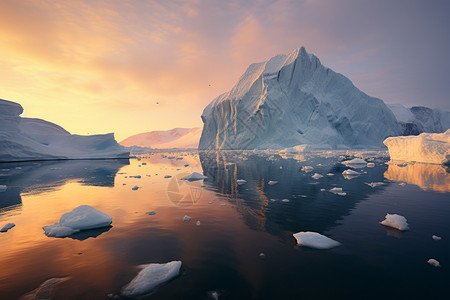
398, 182, 406, 186
184, 164, 189, 167
183, 215, 191, 221
367, 162, 375, 168
146, 211, 156, 215
329, 187, 345, 194
281, 199, 290, 203
130, 175, 141, 179
168, 156, 176, 159
311, 173, 323, 179
142, 162, 147, 165
427, 259, 440, 267
293, 231, 341, 249
432, 235, 442, 241
268, 181, 278, 185
320, 188, 326, 191
181, 172, 207, 181
196, 221, 201, 226
21, 277, 70, 300
367, 182, 385, 188
0, 185, 7, 192
326, 173, 334, 176
121, 261, 182, 297
164, 175, 172, 178
301, 166, 314, 173
259, 252, 266, 258
380, 213, 409, 231
342, 169, 360, 176
0, 223, 15, 232
132, 185, 139, 190
220, 203, 226, 206
342, 158, 367, 166
237, 179, 247, 185
43, 205, 112, 237
338, 192, 347, 196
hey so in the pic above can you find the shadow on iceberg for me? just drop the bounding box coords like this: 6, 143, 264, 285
199, 150, 389, 235
65, 225, 112, 241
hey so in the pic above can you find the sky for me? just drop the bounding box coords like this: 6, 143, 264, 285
1, 0, 449, 141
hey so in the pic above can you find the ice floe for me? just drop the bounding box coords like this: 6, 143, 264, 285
0, 223, 15, 232
43, 205, 112, 238
181, 172, 207, 181
380, 213, 409, 231
311, 173, 323, 179
293, 231, 341, 249
329, 187, 346, 196
427, 259, 440, 267
342, 169, 360, 176
121, 261, 182, 297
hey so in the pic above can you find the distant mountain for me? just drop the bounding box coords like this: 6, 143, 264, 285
199, 46, 401, 150
120, 127, 202, 149
387, 103, 450, 135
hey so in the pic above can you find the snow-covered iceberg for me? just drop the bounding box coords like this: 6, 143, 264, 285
43, 205, 112, 238
199, 46, 401, 150
121, 261, 182, 297
0, 99, 129, 162
293, 231, 341, 249
383, 129, 450, 164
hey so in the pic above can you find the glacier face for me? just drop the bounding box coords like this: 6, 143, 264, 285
0, 99, 129, 162
199, 47, 402, 150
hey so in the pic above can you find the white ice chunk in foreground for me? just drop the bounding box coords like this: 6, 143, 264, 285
0, 185, 7, 192
341, 158, 367, 166
268, 181, 278, 185
181, 172, 207, 181
43, 205, 112, 237
427, 259, 440, 267
293, 231, 341, 249
0, 223, 15, 232
121, 261, 182, 297
380, 213, 409, 231
237, 179, 247, 185
311, 173, 323, 179
383, 129, 450, 165
432, 235, 442, 241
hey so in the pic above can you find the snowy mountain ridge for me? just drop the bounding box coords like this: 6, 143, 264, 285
120, 127, 201, 149
199, 46, 402, 150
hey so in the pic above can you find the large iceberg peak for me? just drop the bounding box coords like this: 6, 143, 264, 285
0, 98, 23, 116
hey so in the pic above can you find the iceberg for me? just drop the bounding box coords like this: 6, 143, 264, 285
383, 129, 450, 165
121, 261, 182, 297
293, 231, 341, 249
199, 46, 401, 150
380, 213, 409, 231
181, 172, 207, 181
0, 222, 15, 232
43, 205, 112, 238
0, 99, 129, 162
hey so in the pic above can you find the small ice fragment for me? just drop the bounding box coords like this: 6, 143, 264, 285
311, 173, 323, 179
342, 169, 360, 176
380, 213, 409, 231
0, 223, 15, 232
184, 164, 189, 167
132, 185, 139, 190
337, 192, 346, 196
168, 156, 175, 159
280, 166, 283, 169
398, 182, 406, 186
237, 179, 247, 185
293, 231, 341, 249
121, 261, 182, 297
326, 173, 334, 176
208, 201, 213, 204
432, 235, 442, 241
181, 172, 207, 181
196, 221, 201, 226
0, 185, 7, 192
164, 175, 172, 178
259, 252, 266, 258
320, 188, 326, 191
270, 199, 276, 202
183, 215, 191, 221
367, 182, 385, 188
146, 211, 156, 215
329, 187, 344, 194
366, 162, 375, 168
130, 175, 141, 179
220, 203, 226, 206
427, 259, 440, 267
281, 199, 290, 203
341, 158, 367, 166
301, 166, 314, 173
268, 181, 278, 185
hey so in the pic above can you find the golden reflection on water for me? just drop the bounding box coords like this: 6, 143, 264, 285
384, 163, 450, 193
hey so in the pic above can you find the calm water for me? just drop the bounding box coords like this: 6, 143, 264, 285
0, 151, 449, 299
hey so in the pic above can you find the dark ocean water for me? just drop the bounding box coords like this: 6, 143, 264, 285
0, 151, 449, 299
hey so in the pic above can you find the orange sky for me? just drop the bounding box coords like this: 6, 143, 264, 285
1, 0, 449, 141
